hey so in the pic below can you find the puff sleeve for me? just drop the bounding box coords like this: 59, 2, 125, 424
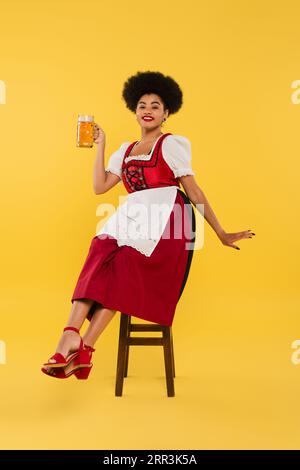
105, 142, 130, 180
162, 134, 195, 178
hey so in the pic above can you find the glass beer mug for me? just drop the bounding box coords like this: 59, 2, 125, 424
76, 115, 95, 148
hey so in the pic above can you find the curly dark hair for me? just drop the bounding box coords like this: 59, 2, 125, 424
122, 70, 183, 115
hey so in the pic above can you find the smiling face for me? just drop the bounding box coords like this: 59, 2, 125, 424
136, 93, 169, 129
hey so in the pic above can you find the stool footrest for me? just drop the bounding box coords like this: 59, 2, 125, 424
130, 324, 165, 332
127, 337, 163, 346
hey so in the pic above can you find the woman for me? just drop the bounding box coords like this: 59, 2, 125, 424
41, 70, 255, 380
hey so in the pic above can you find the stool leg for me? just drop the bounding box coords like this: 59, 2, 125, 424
170, 326, 175, 378
162, 326, 175, 397
124, 316, 131, 377
115, 313, 130, 396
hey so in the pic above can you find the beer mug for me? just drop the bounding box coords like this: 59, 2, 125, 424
76, 115, 95, 148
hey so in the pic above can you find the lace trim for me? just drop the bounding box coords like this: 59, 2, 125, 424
105, 168, 121, 178
117, 239, 155, 257
124, 154, 152, 164
173, 168, 195, 178
125, 135, 161, 164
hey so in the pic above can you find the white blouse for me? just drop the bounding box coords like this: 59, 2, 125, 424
105, 134, 195, 181
97, 135, 195, 257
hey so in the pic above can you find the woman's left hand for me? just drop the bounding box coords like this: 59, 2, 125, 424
218, 229, 255, 250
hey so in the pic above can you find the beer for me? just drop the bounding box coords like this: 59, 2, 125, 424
77, 115, 94, 148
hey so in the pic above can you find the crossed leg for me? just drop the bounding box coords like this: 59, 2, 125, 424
44, 299, 116, 375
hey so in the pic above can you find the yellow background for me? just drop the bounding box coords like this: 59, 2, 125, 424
0, 0, 299, 450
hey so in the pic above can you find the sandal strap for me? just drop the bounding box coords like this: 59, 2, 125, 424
63, 326, 80, 334
78, 338, 85, 351
48, 352, 66, 364
84, 344, 96, 352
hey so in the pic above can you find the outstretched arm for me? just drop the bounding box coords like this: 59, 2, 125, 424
178, 175, 255, 250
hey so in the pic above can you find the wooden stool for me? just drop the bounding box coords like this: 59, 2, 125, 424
115, 312, 175, 397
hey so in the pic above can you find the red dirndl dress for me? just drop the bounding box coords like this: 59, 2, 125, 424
71, 132, 196, 326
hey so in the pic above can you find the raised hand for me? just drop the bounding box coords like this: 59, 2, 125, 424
93, 123, 106, 145
218, 229, 256, 250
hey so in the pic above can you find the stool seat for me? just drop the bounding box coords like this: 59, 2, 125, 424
115, 312, 175, 397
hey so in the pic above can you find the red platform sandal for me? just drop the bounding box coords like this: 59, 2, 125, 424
74, 344, 96, 380
42, 326, 83, 368
41, 326, 93, 379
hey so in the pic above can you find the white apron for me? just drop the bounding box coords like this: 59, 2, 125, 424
96, 186, 180, 257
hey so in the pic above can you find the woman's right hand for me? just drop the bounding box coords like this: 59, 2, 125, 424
93, 123, 106, 145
